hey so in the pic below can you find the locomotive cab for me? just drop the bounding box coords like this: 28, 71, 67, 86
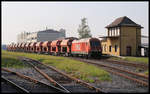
89, 39, 102, 58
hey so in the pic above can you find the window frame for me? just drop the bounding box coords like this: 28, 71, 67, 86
115, 45, 118, 52
109, 45, 112, 52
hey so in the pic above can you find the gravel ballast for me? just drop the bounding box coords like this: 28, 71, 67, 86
2, 71, 61, 93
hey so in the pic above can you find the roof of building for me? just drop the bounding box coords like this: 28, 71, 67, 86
38, 29, 59, 33
105, 16, 143, 28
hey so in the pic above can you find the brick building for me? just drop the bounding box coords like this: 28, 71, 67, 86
100, 16, 143, 56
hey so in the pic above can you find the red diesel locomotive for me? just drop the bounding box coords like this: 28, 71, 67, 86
71, 38, 102, 58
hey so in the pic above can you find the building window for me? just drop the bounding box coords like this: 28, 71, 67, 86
103, 45, 104, 52
115, 28, 117, 36
112, 28, 114, 36
107, 29, 109, 36
109, 45, 112, 52
115, 45, 118, 52
111, 28, 113, 36
117, 27, 120, 36
104, 44, 107, 52
113, 28, 115, 36
114, 28, 115, 36
109, 29, 112, 36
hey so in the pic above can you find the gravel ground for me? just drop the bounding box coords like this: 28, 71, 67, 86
1, 79, 19, 93
2, 71, 62, 93
91, 73, 148, 93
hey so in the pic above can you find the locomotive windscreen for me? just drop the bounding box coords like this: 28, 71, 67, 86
90, 41, 100, 46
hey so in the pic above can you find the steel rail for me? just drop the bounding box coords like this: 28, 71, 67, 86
23, 57, 102, 92
101, 59, 148, 69
2, 68, 69, 93
77, 59, 148, 79
26, 62, 70, 93
75, 59, 148, 86
106, 69, 148, 86
1, 76, 30, 93
70, 57, 148, 69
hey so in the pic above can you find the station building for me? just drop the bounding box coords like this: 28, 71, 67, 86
100, 16, 143, 56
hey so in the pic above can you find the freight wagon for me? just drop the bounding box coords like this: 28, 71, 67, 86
7, 37, 102, 58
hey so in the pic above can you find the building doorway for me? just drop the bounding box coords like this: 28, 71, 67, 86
126, 46, 131, 56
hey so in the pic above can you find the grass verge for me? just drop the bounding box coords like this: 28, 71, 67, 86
2, 50, 111, 82
103, 55, 148, 64
2, 54, 30, 68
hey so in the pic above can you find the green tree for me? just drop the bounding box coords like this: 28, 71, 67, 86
78, 18, 92, 39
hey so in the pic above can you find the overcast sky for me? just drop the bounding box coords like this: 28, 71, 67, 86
2, 2, 148, 44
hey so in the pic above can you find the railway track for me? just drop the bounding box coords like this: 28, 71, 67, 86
22, 60, 70, 93
99, 59, 148, 69
1, 76, 29, 93
2, 68, 69, 93
70, 56, 148, 70
71, 58, 148, 87
21, 57, 103, 93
